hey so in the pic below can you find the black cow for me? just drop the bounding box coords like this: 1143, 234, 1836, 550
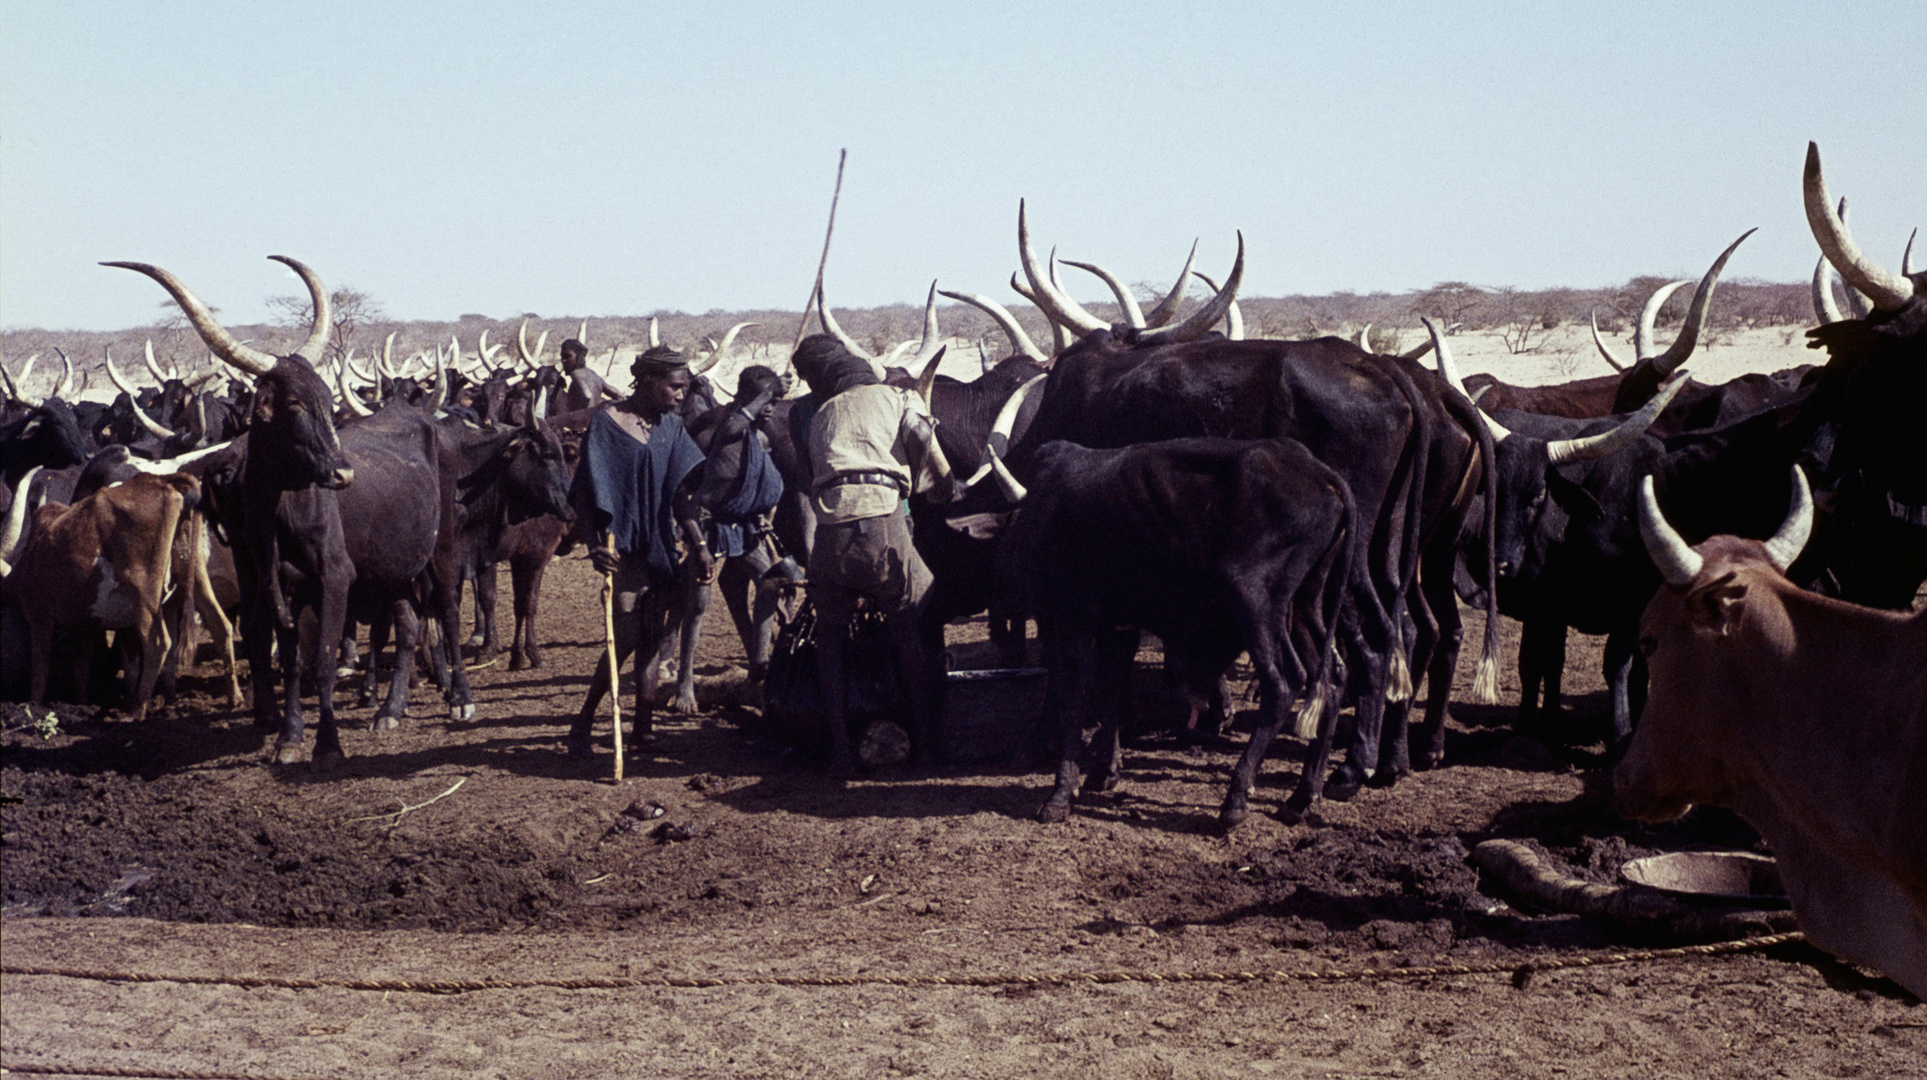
1001, 438, 1354, 826
108, 256, 486, 763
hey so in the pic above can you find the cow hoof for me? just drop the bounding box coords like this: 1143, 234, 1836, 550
1325, 766, 1364, 802
334, 665, 357, 680
273, 744, 305, 766
372, 714, 400, 731
1275, 797, 1311, 826
508, 654, 527, 672
466, 634, 486, 649
1080, 772, 1118, 794
1366, 768, 1404, 790
1036, 800, 1071, 824
1413, 752, 1442, 772
1217, 802, 1249, 831
450, 703, 476, 722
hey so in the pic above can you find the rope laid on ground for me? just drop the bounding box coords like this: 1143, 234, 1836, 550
0, 1063, 311, 1080
0, 932, 1804, 996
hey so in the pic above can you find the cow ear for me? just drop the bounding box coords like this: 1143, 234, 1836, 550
252, 380, 276, 423
1546, 470, 1604, 522
1687, 571, 1747, 638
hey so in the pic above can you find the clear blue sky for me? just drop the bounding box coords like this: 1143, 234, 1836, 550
3, 0, 1921, 330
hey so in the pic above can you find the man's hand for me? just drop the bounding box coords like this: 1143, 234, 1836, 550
590, 546, 620, 576
694, 551, 718, 586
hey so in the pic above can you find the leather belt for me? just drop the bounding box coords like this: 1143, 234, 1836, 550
820, 471, 904, 493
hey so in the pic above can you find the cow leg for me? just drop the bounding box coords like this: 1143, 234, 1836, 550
1603, 627, 1639, 749
509, 551, 549, 670
1377, 567, 1448, 784
245, 600, 280, 730
1327, 584, 1396, 802
1412, 567, 1463, 771
274, 617, 308, 760
434, 565, 475, 723
1080, 625, 1137, 793
1516, 617, 1563, 740
1037, 626, 1096, 823
360, 616, 388, 708
470, 561, 499, 655
670, 566, 711, 714
373, 599, 419, 730
131, 599, 171, 722
27, 620, 53, 706
308, 575, 350, 766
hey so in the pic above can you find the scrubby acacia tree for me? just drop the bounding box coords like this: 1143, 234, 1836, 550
267, 286, 385, 362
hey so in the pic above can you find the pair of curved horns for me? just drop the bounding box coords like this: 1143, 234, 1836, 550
1638, 467, 1812, 587
938, 288, 1050, 364
103, 256, 331, 376
102, 347, 178, 438
1804, 142, 1915, 313
1018, 202, 1244, 346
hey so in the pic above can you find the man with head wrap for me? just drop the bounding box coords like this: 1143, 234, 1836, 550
564, 345, 716, 759
791, 334, 965, 775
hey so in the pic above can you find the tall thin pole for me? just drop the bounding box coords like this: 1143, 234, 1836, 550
793, 149, 849, 353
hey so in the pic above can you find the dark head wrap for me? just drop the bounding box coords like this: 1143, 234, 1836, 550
790, 333, 878, 399
631, 345, 690, 384
559, 338, 588, 362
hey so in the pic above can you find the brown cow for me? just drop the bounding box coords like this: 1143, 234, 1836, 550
3, 472, 204, 719
1617, 468, 1927, 999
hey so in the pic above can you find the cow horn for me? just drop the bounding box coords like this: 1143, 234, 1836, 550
1631, 280, 1692, 361
1804, 143, 1913, 312
428, 347, 450, 413
0, 353, 27, 402
915, 346, 945, 408
103, 345, 141, 398
531, 383, 549, 426
988, 451, 1027, 504
880, 340, 915, 368
49, 348, 74, 401
1904, 228, 1918, 278
1355, 323, 1374, 351
648, 317, 660, 349
1545, 368, 1691, 466
578, 319, 589, 349
0, 465, 42, 577
14, 353, 41, 403
1811, 256, 1846, 325
1017, 202, 1110, 336
940, 289, 1048, 364
268, 256, 332, 365
1589, 309, 1629, 371
1009, 272, 1077, 354
1061, 258, 1147, 328
911, 282, 945, 369
692, 321, 757, 376
104, 262, 280, 376
193, 394, 209, 447
815, 284, 877, 361
1423, 316, 1512, 441
334, 355, 373, 416
1138, 235, 1244, 345
966, 371, 1048, 485
1192, 270, 1245, 340
1638, 475, 1703, 586
142, 339, 171, 383
1141, 241, 1199, 329
1763, 466, 1814, 573
1651, 229, 1754, 377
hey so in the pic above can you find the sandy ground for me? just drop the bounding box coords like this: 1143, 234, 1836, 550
5, 544, 1920, 1078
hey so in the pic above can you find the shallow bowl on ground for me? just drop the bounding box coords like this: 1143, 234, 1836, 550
1620, 851, 1787, 906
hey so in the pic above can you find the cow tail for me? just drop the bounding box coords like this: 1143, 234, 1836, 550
1472, 405, 1502, 706
1385, 369, 1433, 704
1294, 477, 1356, 741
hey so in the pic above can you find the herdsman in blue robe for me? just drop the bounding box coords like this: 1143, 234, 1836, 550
566, 345, 713, 758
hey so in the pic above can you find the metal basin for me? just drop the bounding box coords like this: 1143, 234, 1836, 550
1620, 851, 1787, 906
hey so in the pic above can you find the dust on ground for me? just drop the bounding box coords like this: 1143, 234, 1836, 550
3, 542, 1919, 1078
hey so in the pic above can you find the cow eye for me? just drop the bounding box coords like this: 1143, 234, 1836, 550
1638, 634, 1657, 658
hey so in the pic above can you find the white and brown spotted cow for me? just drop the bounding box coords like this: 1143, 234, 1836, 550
1618, 468, 1927, 999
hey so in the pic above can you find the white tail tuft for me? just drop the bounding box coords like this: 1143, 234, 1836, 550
1386, 651, 1413, 703
1473, 653, 1500, 706
1292, 692, 1325, 741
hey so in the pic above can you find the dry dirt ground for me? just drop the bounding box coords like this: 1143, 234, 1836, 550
3, 552, 1921, 1079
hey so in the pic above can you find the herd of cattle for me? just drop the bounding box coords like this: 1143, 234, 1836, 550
0, 144, 1922, 990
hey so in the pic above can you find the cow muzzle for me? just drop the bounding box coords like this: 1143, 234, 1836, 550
324, 466, 355, 490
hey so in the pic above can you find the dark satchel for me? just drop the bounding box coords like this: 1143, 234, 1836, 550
762, 600, 908, 757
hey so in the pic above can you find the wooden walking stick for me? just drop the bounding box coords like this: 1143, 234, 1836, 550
792, 148, 849, 353
601, 533, 624, 782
